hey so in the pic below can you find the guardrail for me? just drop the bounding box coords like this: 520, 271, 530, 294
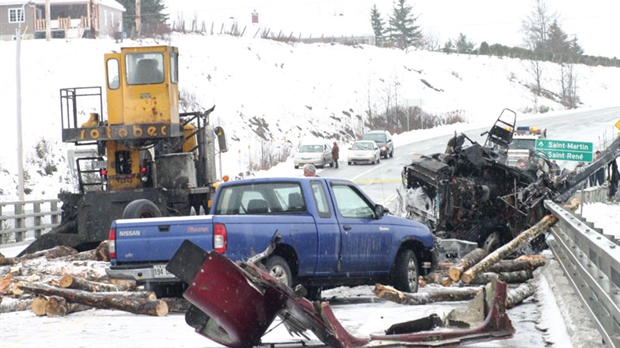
0, 199, 61, 244
544, 199, 620, 348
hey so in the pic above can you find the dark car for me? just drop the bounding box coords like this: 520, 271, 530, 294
362, 130, 394, 158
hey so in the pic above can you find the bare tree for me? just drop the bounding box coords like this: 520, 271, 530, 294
560, 63, 579, 109
521, 0, 557, 51
423, 29, 441, 51
521, 0, 556, 98
527, 59, 544, 96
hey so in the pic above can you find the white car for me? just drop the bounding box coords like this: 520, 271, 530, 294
348, 140, 380, 165
293, 143, 334, 169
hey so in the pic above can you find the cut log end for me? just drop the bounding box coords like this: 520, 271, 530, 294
31, 295, 49, 316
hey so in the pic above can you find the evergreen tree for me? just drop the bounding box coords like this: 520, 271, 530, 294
442, 39, 453, 54
546, 20, 570, 57
117, 0, 168, 37
370, 4, 386, 47
455, 33, 475, 54
387, 0, 422, 50
479, 41, 490, 55
569, 36, 584, 57
545, 20, 583, 61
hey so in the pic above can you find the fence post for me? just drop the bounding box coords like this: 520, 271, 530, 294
34, 202, 42, 239
51, 200, 59, 225
0, 204, 5, 244
15, 202, 25, 242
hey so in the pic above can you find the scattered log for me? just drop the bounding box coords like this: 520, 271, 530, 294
449, 248, 488, 282
373, 284, 481, 305
461, 199, 579, 285
515, 254, 546, 261
66, 242, 109, 262
461, 212, 565, 284
44, 295, 67, 317
161, 297, 191, 313
14, 281, 167, 316
487, 259, 546, 274
31, 295, 51, 316
19, 245, 78, 260
436, 262, 453, 270
67, 249, 98, 261
59, 275, 132, 292
95, 241, 110, 261
0, 273, 15, 294
420, 271, 452, 287
467, 270, 534, 285
506, 281, 537, 309
0, 297, 34, 313
93, 291, 157, 300
0, 255, 17, 266
15, 262, 108, 283
44, 296, 91, 317
0, 265, 11, 278
109, 279, 136, 289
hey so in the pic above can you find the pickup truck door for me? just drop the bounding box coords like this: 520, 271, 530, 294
329, 182, 393, 275
308, 180, 342, 275
212, 181, 319, 276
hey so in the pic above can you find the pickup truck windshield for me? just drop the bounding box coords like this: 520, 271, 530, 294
214, 182, 306, 214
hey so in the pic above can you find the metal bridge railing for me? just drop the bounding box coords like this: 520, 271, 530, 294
0, 199, 61, 245
545, 199, 620, 348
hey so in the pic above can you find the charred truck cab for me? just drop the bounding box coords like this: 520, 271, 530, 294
399, 108, 620, 256
19, 46, 227, 256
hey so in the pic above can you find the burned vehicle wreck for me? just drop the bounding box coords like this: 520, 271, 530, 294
398, 109, 620, 253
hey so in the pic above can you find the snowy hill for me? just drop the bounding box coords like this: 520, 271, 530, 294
1, 32, 619, 200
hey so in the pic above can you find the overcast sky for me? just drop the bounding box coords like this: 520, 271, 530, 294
162, 0, 620, 58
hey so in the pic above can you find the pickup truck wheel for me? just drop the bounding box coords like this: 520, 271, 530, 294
392, 249, 419, 293
122, 199, 162, 219
264, 256, 292, 287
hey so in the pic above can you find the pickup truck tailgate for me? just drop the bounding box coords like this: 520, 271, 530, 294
113, 215, 213, 264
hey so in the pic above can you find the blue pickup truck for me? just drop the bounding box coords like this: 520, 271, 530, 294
106, 177, 437, 298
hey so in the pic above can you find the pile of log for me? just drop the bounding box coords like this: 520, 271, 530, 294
0, 242, 185, 317
376, 199, 581, 308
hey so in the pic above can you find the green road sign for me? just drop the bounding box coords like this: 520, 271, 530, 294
535, 139, 593, 162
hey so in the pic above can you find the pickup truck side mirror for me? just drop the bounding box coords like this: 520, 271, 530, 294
374, 204, 385, 219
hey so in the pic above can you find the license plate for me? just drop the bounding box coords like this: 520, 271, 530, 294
153, 264, 173, 278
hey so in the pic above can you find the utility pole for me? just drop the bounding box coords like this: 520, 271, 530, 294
135, 0, 141, 36
45, 0, 50, 40
16, 1, 35, 202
